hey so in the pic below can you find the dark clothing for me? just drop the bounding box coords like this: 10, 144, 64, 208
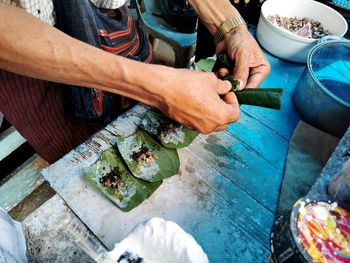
0, 73, 96, 164
53, 1, 152, 123
0, 4, 152, 164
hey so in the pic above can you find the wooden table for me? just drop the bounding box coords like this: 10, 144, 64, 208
38, 50, 306, 262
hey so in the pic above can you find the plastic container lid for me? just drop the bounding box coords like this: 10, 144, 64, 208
290, 198, 350, 263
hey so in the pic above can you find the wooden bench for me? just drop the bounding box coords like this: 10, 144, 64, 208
0, 124, 49, 212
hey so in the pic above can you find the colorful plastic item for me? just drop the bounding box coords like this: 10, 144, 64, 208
271, 197, 350, 263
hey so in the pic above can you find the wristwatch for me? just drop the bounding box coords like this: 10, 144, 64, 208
214, 16, 247, 44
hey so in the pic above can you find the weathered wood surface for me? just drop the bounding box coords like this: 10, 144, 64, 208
22, 195, 97, 263
42, 50, 306, 262
42, 121, 273, 262
0, 155, 48, 211
0, 126, 26, 162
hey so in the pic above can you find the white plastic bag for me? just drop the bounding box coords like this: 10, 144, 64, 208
109, 217, 209, 263
0, 208, 28, 263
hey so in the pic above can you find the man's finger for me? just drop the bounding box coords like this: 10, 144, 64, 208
215, 78, 232, 95
233, 53, 249, 90
222, 91, 238, 105
221, 98, 240, 123
214, 124, 229, 132
218, 68, 229, 78
214, 103, 240, 132
246, 64, 270, 88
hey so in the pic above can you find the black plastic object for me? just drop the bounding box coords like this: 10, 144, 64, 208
229, 0, 266, 26
270, 199, 311, 263
270, 197, 350, 263
158, 0, 198, 33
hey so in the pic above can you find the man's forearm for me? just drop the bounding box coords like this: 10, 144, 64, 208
188, 0, 242, 35
0, 4, 168, 108
0, 4, 242, 135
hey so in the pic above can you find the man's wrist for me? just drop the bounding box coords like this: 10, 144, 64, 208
214, 16, 247, 45
187, 0, 241, 34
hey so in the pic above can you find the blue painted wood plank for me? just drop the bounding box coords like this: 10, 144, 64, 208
261, 53, 306, 94
0, 126, 26, 161
193, 216, 271, 263
188, 132, 283, 212
226, 111, 289, 171
0, 155, 48, 211
239, 52, 305, 140
241, 105, 299, 141
180, 150, 273, 262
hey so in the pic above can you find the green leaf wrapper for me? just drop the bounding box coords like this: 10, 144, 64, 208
140, 109, 199, 148
116, 130, 180, 182
223, 75, 240, 91
195, 53, 284, 110
212, 53, 235, 73
235, 88, 283, 110
223, 76, 283, 110
84, 147, 162, 212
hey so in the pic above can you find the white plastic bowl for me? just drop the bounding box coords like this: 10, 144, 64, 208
257, 0, 348, 63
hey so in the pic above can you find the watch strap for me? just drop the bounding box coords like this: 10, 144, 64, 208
214, 16, 247, 44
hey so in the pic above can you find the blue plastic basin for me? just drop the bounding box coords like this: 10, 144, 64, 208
293, 40, 350, 138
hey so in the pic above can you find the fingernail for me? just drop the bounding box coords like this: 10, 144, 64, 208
237, 79, 244, 91
224, 80, 231, 89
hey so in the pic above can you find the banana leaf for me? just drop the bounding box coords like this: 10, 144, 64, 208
194, 58, 216, 72
140, 109, 199, 148
83, 147, 162, 212
116, 130, 180, 182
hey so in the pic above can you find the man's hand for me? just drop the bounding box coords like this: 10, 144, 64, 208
187, 0, 270, 89
154, 68, 240, 134
216, 26, 270, 89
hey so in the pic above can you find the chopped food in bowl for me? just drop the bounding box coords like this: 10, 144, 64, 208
257, 0, 348, 63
